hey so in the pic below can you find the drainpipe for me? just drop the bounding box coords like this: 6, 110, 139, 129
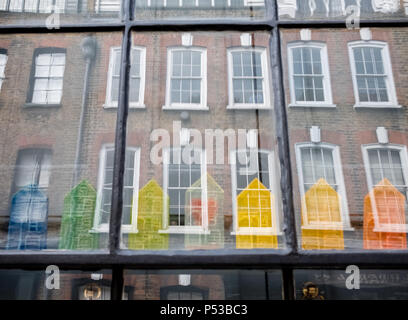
72, 36, 97, 186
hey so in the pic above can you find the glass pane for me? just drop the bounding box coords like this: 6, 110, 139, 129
0, 269, 113, 300
124, 269, 282, 300
294, 269, 408, 300
134, 0, 267, 20
0, 32, 124, 251
278, 0, 408, 21
282, 27, 408, 251
0, 0, 121, 25
122, 31, 282, 251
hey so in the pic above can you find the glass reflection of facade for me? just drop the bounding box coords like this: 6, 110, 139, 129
0, 0, 407, 300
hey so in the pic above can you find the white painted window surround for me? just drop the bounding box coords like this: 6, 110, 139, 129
145, 0, 264, 7
163, 47, 208, 111
287, 41, 335, 108
348, 40, 400, 109
31, 51, 66, 105
295, 142, 353, 231
227, 47, 272, 110
160, 147, 209, 234
230, 149, 282, 236
95, 0, 121, 12
14, 148, 52, 193
362, 143, 408, 233
105, 46, 146, 109
0, 52, 7, 92
93, 145, 141, 234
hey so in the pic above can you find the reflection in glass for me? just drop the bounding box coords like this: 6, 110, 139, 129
106, 47, 146, 108
301, 178, 344, 250
184, 174, 224, 249
364, 179, 407, 249
124, 269, 282, 300
231, 50, 264, 104
31, 49, 66, 105
296, 144, 348, 250
232, 150, 279, 248
134, 0, 266, 20
167, 48, 205, 108
119, 31, 281, 250
283, 27, 408, 251
127, 180, 169, 249
278, 0, 408, 20
294, 269, 408, 300
0, 0, 122, 25
59, 180, 98, 250
164, 147, 205, 230
7, 184, 48, 250
0, 269, 113, 300
0, 32, 122, 250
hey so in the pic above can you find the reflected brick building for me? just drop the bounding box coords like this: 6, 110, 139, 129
0, 0, 407, 301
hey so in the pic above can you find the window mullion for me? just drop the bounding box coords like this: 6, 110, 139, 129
270, 24, 298, 255
109, 5, 131, 254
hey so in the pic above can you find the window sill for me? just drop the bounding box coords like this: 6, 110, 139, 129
103, 103, 146, 109
158, 228, 210, 235
89, 228, 106, 234
301, 225, 355, 231
162, 105, 209, 111
24, 103, 62, 109
226, 104, 272, 110
90, 227, 139, 234
231, 229, 283, 236
354, 104, 402, 109
289, 103, 337, 108
373, 224, 408, 233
